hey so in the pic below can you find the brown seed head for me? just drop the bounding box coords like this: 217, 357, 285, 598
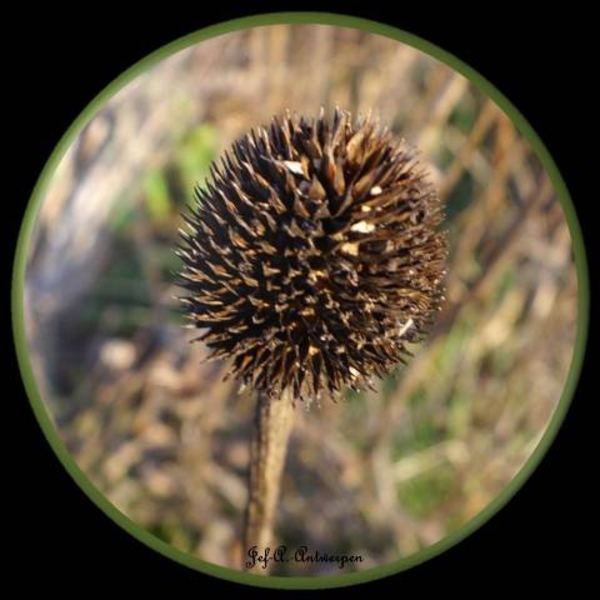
177, 109, 446, 403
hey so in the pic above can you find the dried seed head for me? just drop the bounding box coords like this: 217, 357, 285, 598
177, 108, 446, 404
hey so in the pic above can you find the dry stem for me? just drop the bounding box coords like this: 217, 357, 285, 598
243, 390, 295, 572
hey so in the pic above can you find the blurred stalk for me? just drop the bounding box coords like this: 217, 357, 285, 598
243, 390, 295, 573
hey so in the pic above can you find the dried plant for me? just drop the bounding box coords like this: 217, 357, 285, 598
177, 108, 446, 568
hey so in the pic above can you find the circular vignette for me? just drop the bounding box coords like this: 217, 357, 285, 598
11, 12, 589, 591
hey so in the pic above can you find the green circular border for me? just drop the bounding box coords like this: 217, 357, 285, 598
11, 12, 589, 591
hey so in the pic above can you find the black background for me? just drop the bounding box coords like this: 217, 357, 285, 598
7, 3, 594, 596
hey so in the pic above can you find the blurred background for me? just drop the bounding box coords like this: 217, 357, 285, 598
23, 25, 578, 574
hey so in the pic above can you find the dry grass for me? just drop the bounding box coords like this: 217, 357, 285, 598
24, 25, 577, 575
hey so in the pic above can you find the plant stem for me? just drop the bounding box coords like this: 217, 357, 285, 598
243, 389, 295, 572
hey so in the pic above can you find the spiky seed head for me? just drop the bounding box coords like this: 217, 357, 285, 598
177, 108, 446, 404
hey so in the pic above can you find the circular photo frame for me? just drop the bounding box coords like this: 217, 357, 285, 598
12, 13, 588, 590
